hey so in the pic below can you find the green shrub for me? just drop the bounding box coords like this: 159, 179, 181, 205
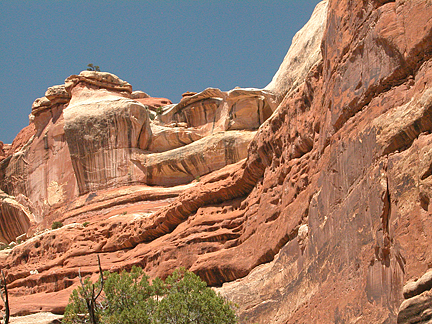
51, 221, 63, 230
0, 243, 10, 251
82, 221, 90, 227
87, 63, 100, 72
156, 269, 238, 324
63, 267, 237, 324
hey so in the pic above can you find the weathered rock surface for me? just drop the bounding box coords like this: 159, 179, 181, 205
64, 92, 152, 194
0, 190, 33, 244
9, 312, 63, 324
158, 87, 278, 133
5, 124, 36, 159
133, 131, 255, 186
134, 97, 172, 110
403, 269, 432, 301
398, 269, 432, 324
181, 91, 197, 100
130, 90, 150, 99
265, 0, 328, 99
1, 0, 432, 323
0, 142, 5, 162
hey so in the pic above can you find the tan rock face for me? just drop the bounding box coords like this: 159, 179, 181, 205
63, 88, 152, 194
158, 87, 278, 133
0, 191, 33, 244
1, 0, 432, 322
130, 90, 150, 99
65, 70, 132, 94
133, 131, 255, 186
265, 0, 328, 98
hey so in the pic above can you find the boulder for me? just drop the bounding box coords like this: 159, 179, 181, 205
44, 85, 70, 104
30, 85, 70, 135
225, 88, 279, 130
181, 91, 197, 100
9, 312, 63, 324
131, 90, 150, 99
404, 269, 432, 300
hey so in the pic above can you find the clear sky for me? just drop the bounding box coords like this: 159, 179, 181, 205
0, 0, 321, 144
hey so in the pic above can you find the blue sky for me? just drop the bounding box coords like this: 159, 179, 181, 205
0, 1, 321, 144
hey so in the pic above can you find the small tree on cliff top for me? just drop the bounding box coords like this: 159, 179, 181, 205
64, 265, 237, 324
87, 64, 100, 72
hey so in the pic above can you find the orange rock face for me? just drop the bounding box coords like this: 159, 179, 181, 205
1, 0, 432, 323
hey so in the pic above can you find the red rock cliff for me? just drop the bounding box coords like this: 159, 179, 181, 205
1, 0, 432, 323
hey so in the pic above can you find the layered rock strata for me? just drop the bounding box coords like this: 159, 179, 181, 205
1, 0, 432, 323
0, 0, 326, 317
133, 131, 255, 186
0, 66, 276, 242
398, 269, 432, 324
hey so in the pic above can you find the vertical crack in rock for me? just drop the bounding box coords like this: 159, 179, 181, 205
381, 164, 392, 265
367, 158, 405, 315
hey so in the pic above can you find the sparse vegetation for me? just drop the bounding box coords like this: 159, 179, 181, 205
87, 64, 100, 72
51, 221, 63, 230
0, 244, 10, 251
156, 106, 163, 115
64, 265, 237, 324
82, 221, 90, 227
146, 108, 156, 120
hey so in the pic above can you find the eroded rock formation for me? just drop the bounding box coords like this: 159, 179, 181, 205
0, 66, 275, 240
398, 269, 432, 324
0, 191, 33, 244
0, 0, 431, 323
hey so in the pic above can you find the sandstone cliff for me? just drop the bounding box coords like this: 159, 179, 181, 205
1, 0, 432, 323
